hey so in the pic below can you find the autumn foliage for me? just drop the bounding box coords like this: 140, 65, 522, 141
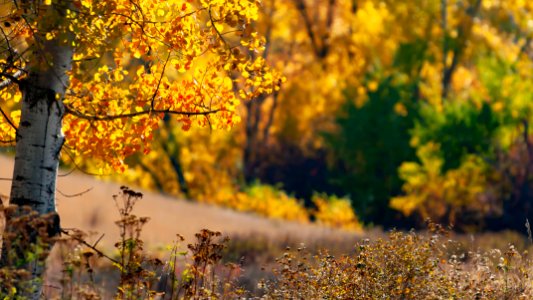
93, 0, 533, 232
1, 0, 532, 232
0, 0, 281, 170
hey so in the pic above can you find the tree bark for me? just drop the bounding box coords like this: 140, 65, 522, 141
162, 116, 190, 198
243, 98, 261, 183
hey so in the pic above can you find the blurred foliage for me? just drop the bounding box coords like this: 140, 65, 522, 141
229, 183, 309, 223
390, 143, 498, 230
79, 0, 533, 232
413, 102, 500, 171
312, 193, 362, 231
324, 78, 417, 224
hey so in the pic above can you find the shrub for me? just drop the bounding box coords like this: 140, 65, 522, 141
1, 187, 244, 299
259, 224, 533, 299
201, 182, 310, 222
312, 193, 362, 231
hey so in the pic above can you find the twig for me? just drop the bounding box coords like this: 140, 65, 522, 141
0, 105, 17, 131
56, 187, 93, 198
61, 147, 113, 177
209, 5, 230, 48
60, 228, 121, 266
92, 233, 105, 248
58, 167, 76, 177
150, 52, 171, 111
65, 105, 221, 121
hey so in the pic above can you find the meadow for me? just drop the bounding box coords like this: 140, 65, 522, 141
3, 155, 533, 299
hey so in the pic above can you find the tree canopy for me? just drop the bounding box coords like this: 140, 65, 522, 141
0, 0, 280, 169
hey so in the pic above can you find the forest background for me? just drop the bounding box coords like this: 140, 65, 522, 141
1, 0, 532, 234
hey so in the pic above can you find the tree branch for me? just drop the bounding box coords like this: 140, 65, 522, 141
321, 0, 336, 58
0, 105, 17, 131
150, 53, 170, 111
0, 69, 24, 90
209, 5, 230, 48
64, 105, 221, 121
441, 0, 482, 99
60, 229, 121, 266
61, 147, 114, 177
294, 0, 335, 59
56, 187, 93, 198
523, 119, 533, 164
137, 158, 165, 193
263, 90, 279, 145
295, 0, 321, 58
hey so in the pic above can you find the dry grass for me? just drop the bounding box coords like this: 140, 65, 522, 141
0, 155, 358, 250
257, 227, 533, 299
2, 200, 532, 299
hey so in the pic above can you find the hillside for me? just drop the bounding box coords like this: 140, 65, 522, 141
0, 155, 358, 249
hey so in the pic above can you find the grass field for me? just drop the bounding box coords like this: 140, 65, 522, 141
0, 155, 359, 249
3, 155, 533, 298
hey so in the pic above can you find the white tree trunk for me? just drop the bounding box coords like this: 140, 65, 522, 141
2, 34, 72, 299
11, 41, 71, 212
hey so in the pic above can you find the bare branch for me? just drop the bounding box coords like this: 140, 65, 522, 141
209, 5, 230, 49
322, 0, 336, 58
294, 0, 335, 59
294, 0, 321, 57
58, 167, 76, 177
263, 90, 279, 145
0, 105, 17, 131
0, 138, 15, 144
60, 229, 121, 265
61, 147, 114, 177
65, 105, 221, 121
56, 187, 93, 198
150, 52, 171, 111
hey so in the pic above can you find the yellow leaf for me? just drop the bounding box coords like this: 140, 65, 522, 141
133, 49, 142, 59
136, 66, 145, 77
13, 92, 21, 103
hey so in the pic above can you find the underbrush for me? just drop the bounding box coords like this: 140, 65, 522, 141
261, 228, 532, 299
196, 183, 363, 231
1, 187, 533, 299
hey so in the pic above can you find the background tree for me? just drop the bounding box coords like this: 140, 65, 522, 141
73, 0, 532, 233
389, 0, 532, 230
